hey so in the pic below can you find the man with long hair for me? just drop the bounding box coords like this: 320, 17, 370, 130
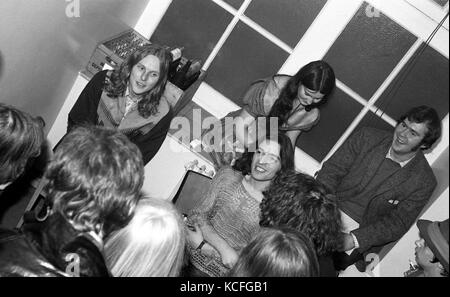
68, 44, 173, 164
0, 126, 144, 276
184, 133, 294, 277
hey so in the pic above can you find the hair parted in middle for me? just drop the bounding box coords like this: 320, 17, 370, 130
260, 170, 342, 256
104, 197, 186, 277
232, 131, 294, 176
105, 43, 172, 118
269, 60, 335, 126
228, 227, 319, 277
46, 125, 144, 237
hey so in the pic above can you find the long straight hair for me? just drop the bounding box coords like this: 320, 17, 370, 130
105, 44, 171, 118
269, 60, 335, 126
104, 198, 186, 277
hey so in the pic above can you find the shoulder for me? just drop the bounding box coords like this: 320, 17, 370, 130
351, 126, 392, 143
214, 166, 244, 184
273, 74, 291, 89
411, 151, 437, 185
90, 70, 109, 86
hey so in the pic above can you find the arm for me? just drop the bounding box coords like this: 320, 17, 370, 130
285, 130, 301, 149
67, 71, 107, 132
199, 223, 238, 268
188, 167, 240, 267
234, 109, 257, 148
235, 78, 275, 148
352, 178, 436, 252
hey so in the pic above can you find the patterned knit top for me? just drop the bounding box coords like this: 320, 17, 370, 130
187, 166, 262, 277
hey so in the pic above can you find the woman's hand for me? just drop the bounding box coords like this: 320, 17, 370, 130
219, 246, 239, 268
186, 224, 204, 249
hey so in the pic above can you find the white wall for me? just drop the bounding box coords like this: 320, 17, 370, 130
0, 0, 149, 134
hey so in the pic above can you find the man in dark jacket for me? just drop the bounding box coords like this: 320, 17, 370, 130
316, 106, 441, 272
0, 125, 144, 276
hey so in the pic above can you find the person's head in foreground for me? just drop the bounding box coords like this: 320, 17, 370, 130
104, 198, 186, 277
228, 227, 319, 277
415, 218, 448, 277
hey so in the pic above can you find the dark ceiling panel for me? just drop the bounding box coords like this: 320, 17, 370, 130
375, 43, 449, 121
296, 88, 363, 162
205, 21, 289, 106
245, 0, 327, 48
324, 3, 417, 99
150, 0, 232, 62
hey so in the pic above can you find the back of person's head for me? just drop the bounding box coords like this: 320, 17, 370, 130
228, 227, 319, 277
233, 132, 294, 176
398, 105, 441, 150
104, 198, 186, 277
0, 103, 44, 186
46, 125, 144, 237
260, 170, 341, 256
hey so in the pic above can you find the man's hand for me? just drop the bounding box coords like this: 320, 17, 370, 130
219, 246, 239, 268
338, 233, 356, 252
186, 224, 204, 249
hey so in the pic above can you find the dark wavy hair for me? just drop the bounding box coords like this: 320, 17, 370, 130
398, 105, 441, 150
0, 103, 45, 185
268, 60, 335, 127
104, 44, 171, 118
233, 132, 294, 176
260, 170, 341, 256
46, 125, 144, 237
228, 227, 319, 277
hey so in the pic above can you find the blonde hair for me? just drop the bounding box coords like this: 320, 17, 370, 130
104, 198, 185, 277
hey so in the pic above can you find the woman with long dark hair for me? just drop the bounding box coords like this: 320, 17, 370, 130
68, 44, 172, 164
204, 60, 335, 168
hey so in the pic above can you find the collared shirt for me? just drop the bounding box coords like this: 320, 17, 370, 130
124, 88, 141, 117
386, 147, 415, 168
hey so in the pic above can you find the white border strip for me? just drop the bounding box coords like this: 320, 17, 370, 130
279, 0, 364, 74
134, 0, 173, 39
192, 82, 241, 119
366, 0, 449, 58
239, 15, 293, 54
404, 0, 449, 29
427, 114, 449, 164
203, 0, 253, 70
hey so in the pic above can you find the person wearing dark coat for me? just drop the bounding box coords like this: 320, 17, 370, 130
68, 44, 173, 165
316, 106, 441, 272
0, 126, 144, 276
